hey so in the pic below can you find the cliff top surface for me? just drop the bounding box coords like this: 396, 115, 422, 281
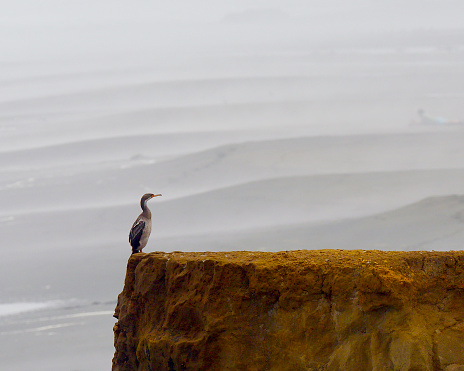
131, 249, 464, 285
140, 248, 464, 266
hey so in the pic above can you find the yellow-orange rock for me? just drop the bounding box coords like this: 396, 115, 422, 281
112, 250, 464, 370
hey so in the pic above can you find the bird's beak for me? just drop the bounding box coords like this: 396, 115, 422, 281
152, 194, 162, 198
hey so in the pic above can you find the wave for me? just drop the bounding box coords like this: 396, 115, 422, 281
0, 301, 59, 317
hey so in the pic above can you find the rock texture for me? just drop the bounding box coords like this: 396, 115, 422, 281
113, 250, 464, 371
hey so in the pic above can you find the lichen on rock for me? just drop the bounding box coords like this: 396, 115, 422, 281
112, 250, 464, 370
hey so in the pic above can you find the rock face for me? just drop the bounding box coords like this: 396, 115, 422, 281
112, 250, 464, 371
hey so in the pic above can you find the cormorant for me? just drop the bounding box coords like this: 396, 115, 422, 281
129, 193, 161, 254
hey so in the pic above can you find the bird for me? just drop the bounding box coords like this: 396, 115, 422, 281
129, 193, 162, 254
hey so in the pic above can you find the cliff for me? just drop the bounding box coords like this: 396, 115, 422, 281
112, 250, 464, 371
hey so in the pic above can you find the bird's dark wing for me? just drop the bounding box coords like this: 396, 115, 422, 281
129, 218, 145, 248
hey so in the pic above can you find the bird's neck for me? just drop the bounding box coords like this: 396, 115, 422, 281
141, 201, 152, 218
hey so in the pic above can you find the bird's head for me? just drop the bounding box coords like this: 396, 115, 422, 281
141, 193, 162, 209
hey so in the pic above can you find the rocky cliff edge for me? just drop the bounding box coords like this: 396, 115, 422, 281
112, 250, 464, 371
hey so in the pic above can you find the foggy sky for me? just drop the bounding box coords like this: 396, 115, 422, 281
2, 0, 464, 64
